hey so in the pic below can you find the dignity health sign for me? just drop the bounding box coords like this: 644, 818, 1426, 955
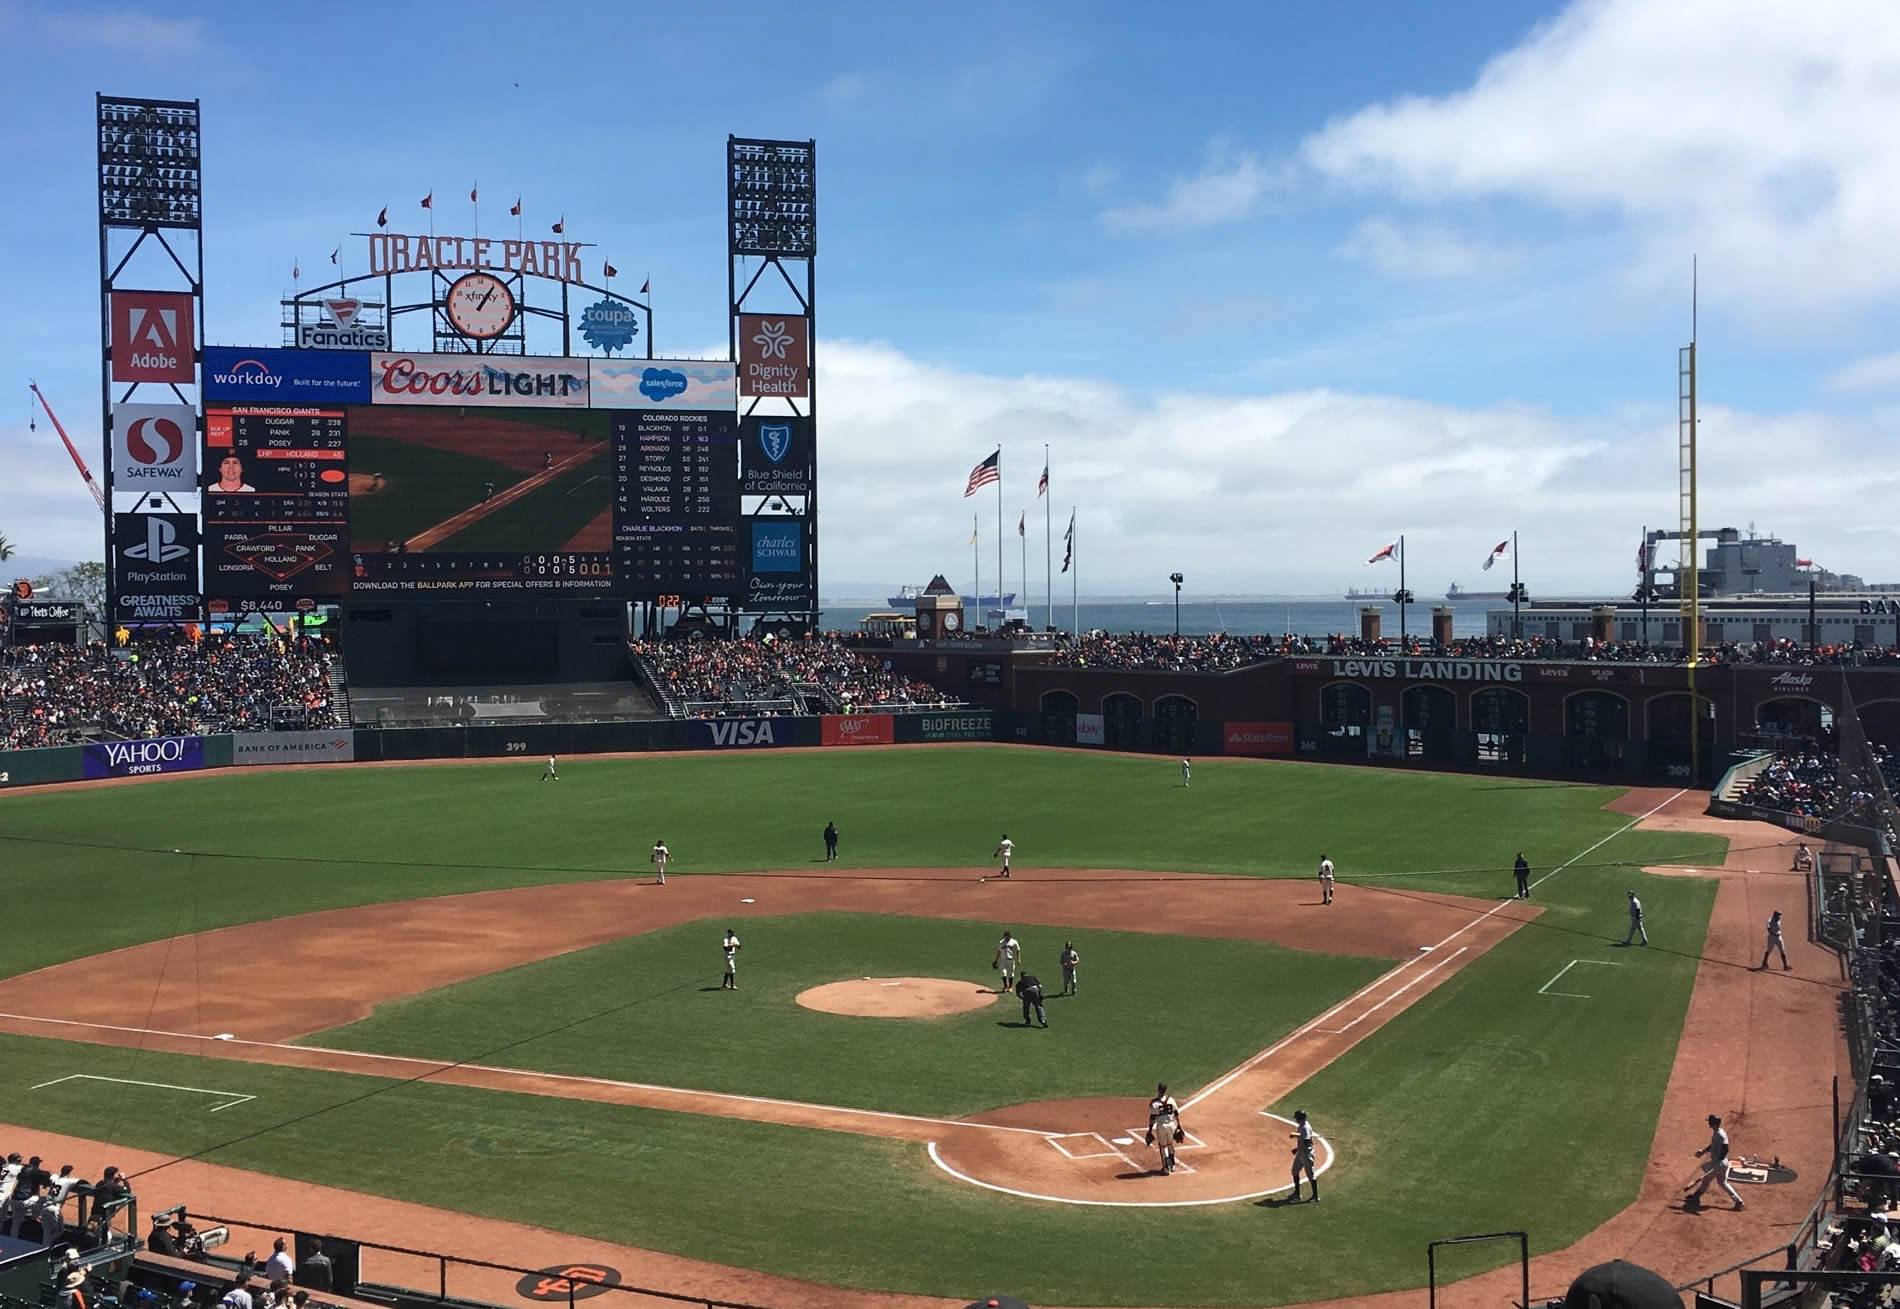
83, 735, 204, 779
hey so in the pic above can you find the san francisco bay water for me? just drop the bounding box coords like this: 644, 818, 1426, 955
815, 596, 1548, 639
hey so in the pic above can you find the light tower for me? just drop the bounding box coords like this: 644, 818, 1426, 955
1677, 259, 1701, 782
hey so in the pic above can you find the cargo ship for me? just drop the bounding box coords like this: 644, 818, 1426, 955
1447, 582, 1510, 601
888, 583, 1016, 608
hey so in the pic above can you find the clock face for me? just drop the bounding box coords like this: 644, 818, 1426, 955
943, 610, 962, 632
445, 272, 515, 340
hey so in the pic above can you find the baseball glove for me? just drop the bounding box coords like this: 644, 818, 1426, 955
1173, 1129, 1186, 1144
1143, 1129, 1155, 1147
991, 960, 999, 971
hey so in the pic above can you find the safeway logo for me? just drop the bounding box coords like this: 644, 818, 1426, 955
111, 291, 196, 383
125, 415, 186, 465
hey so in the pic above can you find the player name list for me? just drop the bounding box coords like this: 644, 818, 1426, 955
204, 408, 349, 600
611, 410, 741, 593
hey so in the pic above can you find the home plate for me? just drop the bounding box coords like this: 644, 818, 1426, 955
1111, 1136, 1136, 1145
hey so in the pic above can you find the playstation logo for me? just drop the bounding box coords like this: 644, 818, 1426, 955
122, 516, 191, 563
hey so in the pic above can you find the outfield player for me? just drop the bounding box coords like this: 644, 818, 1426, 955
1147, 1084, 1183, 1175
1622, 890, 1648, 946
1289, 1109, 1319, 1202
1059, 941, 1080, 995
651, 839, 670, 885
1182, 758, 1191, 788
721, 928, 741, 989
993, 930, 1022, 992
540, 754, 559, 782
1688, 1113, 1745, 1210
1761, 910, 1791, 971
994, 834, 1014, 879
1318, 855, 1335, 906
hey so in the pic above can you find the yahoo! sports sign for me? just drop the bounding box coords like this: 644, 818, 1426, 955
83, 735, 204, 779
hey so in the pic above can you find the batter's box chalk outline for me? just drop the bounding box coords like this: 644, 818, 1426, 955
1126, 1128, 1207, 1153
1538, 959, 1624, 999
1047, 1132, 1121, 1161
30, 1073, 256, 1113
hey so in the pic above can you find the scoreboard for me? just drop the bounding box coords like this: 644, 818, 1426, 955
612, 409, 741, 597
204, 407, 349, 604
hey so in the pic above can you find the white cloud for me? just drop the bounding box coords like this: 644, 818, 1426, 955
39, 10, 205, 55
1826, 350, 1900, 393
1337, 217, 1511, 279
1300, 0, 1900, 318
1101, 147, 1280, 233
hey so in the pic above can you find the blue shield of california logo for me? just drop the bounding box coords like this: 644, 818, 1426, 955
758, 422, 792, 465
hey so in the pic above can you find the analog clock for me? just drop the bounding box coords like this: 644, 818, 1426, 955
942, 610, 962, 632
445, 272, 516, 340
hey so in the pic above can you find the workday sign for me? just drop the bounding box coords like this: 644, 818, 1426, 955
83, 735, 205, 779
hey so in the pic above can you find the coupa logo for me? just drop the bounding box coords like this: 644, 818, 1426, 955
758, 422, 792, 464
638, 367, 688, 402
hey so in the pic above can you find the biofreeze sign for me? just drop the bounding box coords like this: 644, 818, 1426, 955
1328, 659, 1524, 682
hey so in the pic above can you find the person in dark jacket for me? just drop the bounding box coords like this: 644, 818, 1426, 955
295, 1240, 333, 1294
823, 822, 838, 861
1016, 973, 1047, 1028
1514, 853, 1531, 899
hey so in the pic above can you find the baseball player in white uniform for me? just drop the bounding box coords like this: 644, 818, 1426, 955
1181, 758, 1191, 788
1688, 1113, 1745, 1209
1318, 855, 1336, 906
1290, 1109, 1319, 1201
1760, 910, 1790, 971
994, 835, 1014, 878
540, 754, 559, 781
1148, 1083, 1183, 1174
721, 928, 741, 989
651, 839, 669, 885
1622, 891, 1648, 946
993, 930, 1022, 992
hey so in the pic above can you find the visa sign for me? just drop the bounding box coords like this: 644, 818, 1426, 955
687, 718, 790, 749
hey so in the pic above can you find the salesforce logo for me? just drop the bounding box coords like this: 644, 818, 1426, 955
638, 368, 688, 402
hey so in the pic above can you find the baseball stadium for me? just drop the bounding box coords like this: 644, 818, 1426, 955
2, 80, 1898, 1309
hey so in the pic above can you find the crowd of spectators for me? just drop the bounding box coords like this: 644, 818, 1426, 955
632, 636, 956, 714
1736, 743, 1900, 828
3, 633, 340, 748
0, 1153, 130, 1248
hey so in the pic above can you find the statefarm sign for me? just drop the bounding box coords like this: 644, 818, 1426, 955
367, 233, 586, 283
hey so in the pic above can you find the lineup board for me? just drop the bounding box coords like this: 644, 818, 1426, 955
203, 407, 350, 602
612, 410, 741, 596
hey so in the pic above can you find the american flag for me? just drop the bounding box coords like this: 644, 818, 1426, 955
964, 449, 1000, 497
1037, 462, 1049, 497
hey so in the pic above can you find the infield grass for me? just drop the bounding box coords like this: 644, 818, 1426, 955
436, 446, 612, 553
345, 433, 519, 550
0, 749, 1738, 1305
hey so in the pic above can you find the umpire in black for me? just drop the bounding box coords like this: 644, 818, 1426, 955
1016, 973, 1047, 1028
1513, 852, 1531, 899
823, 821, 839, 861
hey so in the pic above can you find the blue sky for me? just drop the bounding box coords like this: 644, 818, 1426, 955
3, 0, 1898, 597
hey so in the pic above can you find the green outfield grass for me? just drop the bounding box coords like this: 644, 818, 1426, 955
436, 445, 611, 553
346, 433, 520, 550
0, 750, 1737, 1305
304, 913, 1392, 1115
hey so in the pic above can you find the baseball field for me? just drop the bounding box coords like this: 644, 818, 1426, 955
0, 748, 1839, 1308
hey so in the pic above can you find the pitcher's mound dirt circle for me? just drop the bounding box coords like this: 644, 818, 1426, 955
796, 977, 999, 1018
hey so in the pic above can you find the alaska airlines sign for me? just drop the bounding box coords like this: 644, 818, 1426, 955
366, 233, 587, 283
1329, 658, 1525, 682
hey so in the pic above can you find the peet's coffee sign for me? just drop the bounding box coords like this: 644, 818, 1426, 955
1329, 658, 1524, 682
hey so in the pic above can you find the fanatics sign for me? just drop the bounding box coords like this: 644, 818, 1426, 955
111, 291, 196, 383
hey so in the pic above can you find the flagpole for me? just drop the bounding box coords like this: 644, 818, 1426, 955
1071, 508, 1079, 636
1398, 534, 1408, 645
972, 513, 980, 625
995, 445, 1004, 629
1020, 511, 1027, 625
1511, 529, 1521, 639
1044, 443, 1052, 633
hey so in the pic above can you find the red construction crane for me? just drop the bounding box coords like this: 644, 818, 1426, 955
26, 382, 105, 514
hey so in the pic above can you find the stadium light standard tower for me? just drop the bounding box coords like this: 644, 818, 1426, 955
1169, 572, 1183, 637
1678, 259, 1703, 783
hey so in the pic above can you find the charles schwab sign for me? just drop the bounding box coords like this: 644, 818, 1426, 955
1328, 658, 1525, 682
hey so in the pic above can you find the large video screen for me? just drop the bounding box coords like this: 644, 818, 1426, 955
346, 405, 616, 594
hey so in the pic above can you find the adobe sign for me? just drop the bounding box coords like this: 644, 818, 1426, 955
737, 314, 809, 397
112, 291, 197, 383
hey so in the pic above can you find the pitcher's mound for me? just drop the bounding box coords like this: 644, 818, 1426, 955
797, 977, 1000, 1019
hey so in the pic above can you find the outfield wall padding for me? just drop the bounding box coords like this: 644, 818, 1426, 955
0, 744, 85, 788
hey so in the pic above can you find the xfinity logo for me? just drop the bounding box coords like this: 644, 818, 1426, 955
123, 517, 191, 563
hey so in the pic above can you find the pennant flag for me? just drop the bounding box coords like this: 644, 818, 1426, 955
470, 184, 478, 203
604, 259, 618, 279
968, 521, 978, 547
640, 277, 650, 294
552, 216, 565, 233
292, 260, 300, 279
376, 206, 388, 228
329, 247, 339, 265
510, 197, 521, 217
420, 192, 433, 210
1481, 538, 1510, 571
1636, 536, 1648, 572
1797, 557, 1814, 568
1367, 541, 1398, 565
964, 449, 1001, 497
1018, 512, 1025, 537
1061, 510, 1075, 573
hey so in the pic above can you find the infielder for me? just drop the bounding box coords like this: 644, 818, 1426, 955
1182, 758, 1191, 788
1761, 910, 1790, 971
993, 930, 1022, 992
540, 754, 559, 782
1688, 1113, 1745, 1210
994, 834, 1014, 879
651, 839, 670, 885
721, 928, 741, 989
1059, 941, 1080, 995
1318, 855, 1336, 906
1622, 891, 1648, 946
1290, 1109, 1319, 1202
1147, 1083, 1183, 1175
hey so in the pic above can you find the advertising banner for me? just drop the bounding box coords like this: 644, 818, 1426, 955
686, 717, 795, 749
204, 347, 371, 404
111, 291, 196, 384
112, 512, 200, 622
821, 714, 894, 746
745, 521, 813, 609
1224, 721, 1295, 756
738, 315, 809, 397
740, 415, 812, 496
370, 353, 588, 408
915, 710, 994, 742
232, 730, 356, 766
112, 402, 198, 492
591, 359, 736, 411
83, 735, 204, 779
1075, 713, 1105, 746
